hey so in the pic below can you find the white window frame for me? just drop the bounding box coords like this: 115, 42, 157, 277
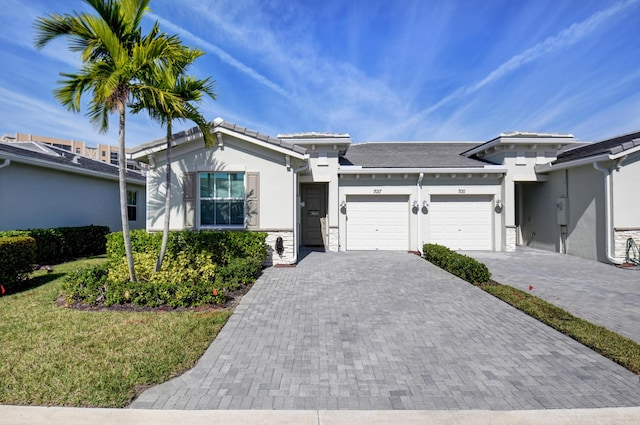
197, 172, 246, 229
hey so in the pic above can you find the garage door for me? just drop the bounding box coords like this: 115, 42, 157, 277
429, 195, 492, 250
346, 195, 409, 250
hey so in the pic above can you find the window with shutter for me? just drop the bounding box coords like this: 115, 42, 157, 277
246, 172, 260, 229
183, 172, 196, 229
198, 172, 246, 227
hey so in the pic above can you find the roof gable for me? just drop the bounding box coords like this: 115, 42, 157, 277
132, 118, 307, 161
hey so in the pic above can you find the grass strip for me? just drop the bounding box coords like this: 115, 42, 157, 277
481, 283, 640, 375
0, 257, 231, 407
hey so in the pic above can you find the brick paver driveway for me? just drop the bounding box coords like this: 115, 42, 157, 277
466, 247, 640, 344
131, 251, 640, 410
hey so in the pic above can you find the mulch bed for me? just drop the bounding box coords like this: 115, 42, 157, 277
57, 283, 254, 313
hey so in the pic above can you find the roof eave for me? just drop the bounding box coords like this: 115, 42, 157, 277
462, 135, 578, 157
338, 165, 508, 175
537, 143, 640, 173
132, 124, 308, 162
0, 151, 145, 184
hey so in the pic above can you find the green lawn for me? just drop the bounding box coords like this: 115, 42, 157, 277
0, 257, 231, 407
482, 284, 640, 375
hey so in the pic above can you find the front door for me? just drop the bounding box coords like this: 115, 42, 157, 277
301, 184, 327, 247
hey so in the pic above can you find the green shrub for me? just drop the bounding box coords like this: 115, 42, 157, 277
0, 237, 36, 292
423, 243, 491, 285
215, 258, 263, 291
68, 230, 267, 308
0, 225, 109, 264
62, 263, 110, 305
106, 230, 268, 266
105, 230, 161, 260
65, 251, 224, 308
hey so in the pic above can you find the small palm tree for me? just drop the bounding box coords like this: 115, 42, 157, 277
34, 0, 193, 282
132, 54, 216, 271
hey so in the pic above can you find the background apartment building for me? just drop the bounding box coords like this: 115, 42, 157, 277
0, 132, 143, 171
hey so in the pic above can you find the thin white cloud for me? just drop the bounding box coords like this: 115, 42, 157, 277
151, 1, 410, 136
148, 12, 291, 100
401, 0, 639, 128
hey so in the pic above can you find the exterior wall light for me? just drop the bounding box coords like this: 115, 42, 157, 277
275, 236, 284, 256
422, 201, 429, 208
496, 199, 503, 209
340, 200, 347, 208
412, 200, 419, 208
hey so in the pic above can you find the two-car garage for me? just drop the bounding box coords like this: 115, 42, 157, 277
344, 193, 494, 251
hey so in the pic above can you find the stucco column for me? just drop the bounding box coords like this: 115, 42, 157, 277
504, 174, 517, 251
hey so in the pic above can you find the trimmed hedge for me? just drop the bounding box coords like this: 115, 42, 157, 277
423, 243, 491, 285
106, 230, 268, 266
0, 236, 36, 291
0, 225, 110, 264
65, 230, 268, 308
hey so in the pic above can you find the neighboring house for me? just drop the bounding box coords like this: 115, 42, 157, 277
0, 141, 146, 232
1, 132, 144, 171
523, 131, 640, 263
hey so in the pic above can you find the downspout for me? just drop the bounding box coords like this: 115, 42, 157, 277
0, 159, 10, 170
416, 172, 424, 253
292, 157, 309, 264
593, 160, 625, 264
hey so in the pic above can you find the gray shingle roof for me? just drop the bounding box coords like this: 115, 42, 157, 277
339, 142, 489, 168
553, 131, 640, 165
0, 142, 145, 183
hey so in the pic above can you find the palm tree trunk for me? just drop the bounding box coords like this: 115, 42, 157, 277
119, 108, 137, 282
156, 121, 173, 272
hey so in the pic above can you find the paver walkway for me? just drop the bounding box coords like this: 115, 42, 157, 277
465, 247, 640, 344
131, 251, 640, 410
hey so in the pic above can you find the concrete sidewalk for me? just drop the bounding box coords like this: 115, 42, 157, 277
3, 405, 640, 425
465, 247, 640, 344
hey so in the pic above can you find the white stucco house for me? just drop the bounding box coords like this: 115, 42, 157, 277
522, 131, 640, 264
132, 118, 638, 266
0, 141, 146, 232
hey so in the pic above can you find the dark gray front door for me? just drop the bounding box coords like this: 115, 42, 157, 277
301, 184, 327, 247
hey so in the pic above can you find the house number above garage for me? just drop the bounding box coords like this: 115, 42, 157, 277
458, 189, 466, 194
373, 189, 382, 194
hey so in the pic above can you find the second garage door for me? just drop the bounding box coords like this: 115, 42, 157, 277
346, 195, 409, 250
429, 195, 493, 250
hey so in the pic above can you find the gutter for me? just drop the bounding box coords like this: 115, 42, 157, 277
535, 143, 640, 174
0, 158, 10, 170
291, 155, 310, 264
535, 154, 610, 174
338, 166, 507, 175
593, 159, 627, 265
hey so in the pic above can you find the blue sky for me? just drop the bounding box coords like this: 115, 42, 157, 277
1, 0, 639, 148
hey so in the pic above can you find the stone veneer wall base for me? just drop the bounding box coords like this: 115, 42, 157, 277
614, 229, 640, 261
264, 231, 295, 266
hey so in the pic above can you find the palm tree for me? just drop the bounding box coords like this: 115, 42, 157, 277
34, 0, 192, 282
131, 56, 216, 271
